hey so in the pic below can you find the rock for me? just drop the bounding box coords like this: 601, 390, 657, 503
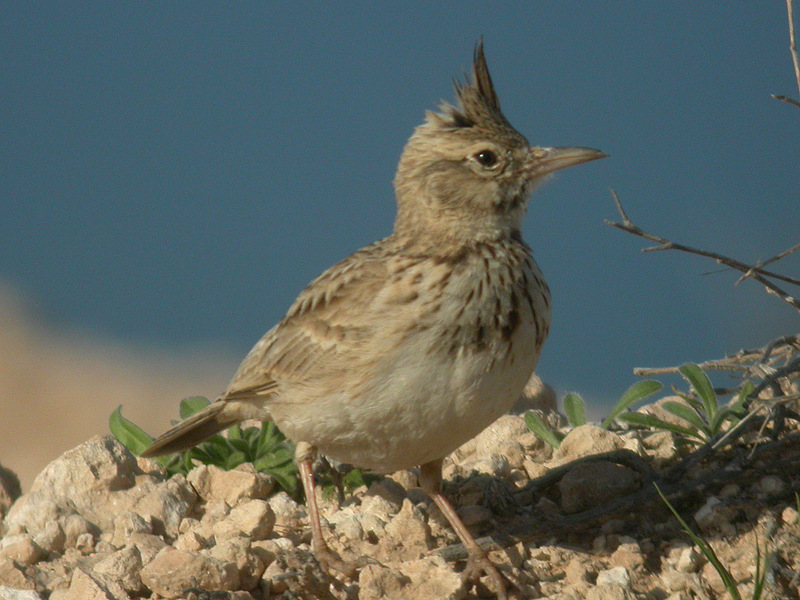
585, 583, 636, 600
609, 541, 644, 571
65, 568, 131, 600
675, 547, 701, 573
522, 457, 548, 479
564, 557, 593, 584
4, 436, 167, 542
0, 464, 21, 519
0, 588, 43, 600
205, 537, 265, 591
462, 454, 510, 478
111, 512, 151, 548
781, 505, 798, 526
93, 545, 143, 594
382, 499, 433, 561
327, 507, 365, 542
456, 504, 491, 528
63, 514, 95, 549
756, 475, 785, 496
31, 520, 65, 554
641, 431, 679, 463
212, 499, 275, 541
266, 492, 306, 530
474, 415, 530, 458
74, 532, 95, 554
558, 461, 640, 513
128, 533, 167, 564
187, 463, 272, 505
596, 566, 631, 587
359, 555, 464, 600
660, 568, 695, 592
554, 425, 626, 464
637, 396, 693, 427
0, 533, 43, 565
249, 538, 286, 569
140, 546, 239, 596
132, 473, 197, 537
0, 557, 34, 589
693, 496, 728, 532
512, 373, 558, 415
365, 478, 407, 507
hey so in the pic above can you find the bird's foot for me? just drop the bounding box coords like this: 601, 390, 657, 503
313, 546, 370, 580
461, 550, 527, 600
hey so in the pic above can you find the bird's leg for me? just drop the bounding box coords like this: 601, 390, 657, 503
419, 459, 511, 600
295, 442, 360, 579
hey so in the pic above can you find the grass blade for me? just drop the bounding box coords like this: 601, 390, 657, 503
679, 364, 718, 421
602, 380, 663, 428
563, 393, 587, 427
524, 412, 563, 449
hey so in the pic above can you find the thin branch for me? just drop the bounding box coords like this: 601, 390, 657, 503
634, 334, 800, 379
735, 240, 800, 286
439, 431, 800, 561
606, 190, 800, 315
775, 0, 800, 106
788, 0, 800, 97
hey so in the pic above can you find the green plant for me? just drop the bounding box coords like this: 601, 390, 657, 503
619, 363, 751, 444
656, 484, 772, 599
524, 379, 662, 449
110, 397, 299, 496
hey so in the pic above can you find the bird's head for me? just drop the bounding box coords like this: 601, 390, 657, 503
393, 42, 605, 243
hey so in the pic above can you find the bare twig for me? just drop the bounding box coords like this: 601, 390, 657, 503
439, 430, 800, 561
633, 334, 800, 378
606, 190, 800, 314
788, 0, 800, 97
775, 0, 800, 106
736, 240, 800, 286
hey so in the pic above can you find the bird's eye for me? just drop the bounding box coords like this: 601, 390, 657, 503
473, 149, 499, 168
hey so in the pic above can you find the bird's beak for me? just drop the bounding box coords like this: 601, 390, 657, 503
527, 146, 607, 178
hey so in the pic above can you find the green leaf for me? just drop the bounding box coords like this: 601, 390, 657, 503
675, 391, 707, 415
269, 466, 299, 496
679, 364, 718, 421
254, 447, 294, 471
524, 412, 563, 449
257, 422, 286, 456
731, 380, 753, 415
179, 396, 210, 419
662, 400, 707, 435
655, 485, 741, 599
227, 438, 252, 455
563, 393, 587, 427
223, 450, 247, 470
109, 406, 154, 455
708, 406, 740, 436
227, 424, 243, 441
602, 380, 663, 428
617, 412, 702, 440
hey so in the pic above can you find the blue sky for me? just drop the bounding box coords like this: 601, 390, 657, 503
2, 3, 798, 415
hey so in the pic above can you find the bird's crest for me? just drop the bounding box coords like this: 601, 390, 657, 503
429, 40, 513, 133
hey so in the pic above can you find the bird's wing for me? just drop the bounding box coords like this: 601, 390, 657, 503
221, 238, 417, 402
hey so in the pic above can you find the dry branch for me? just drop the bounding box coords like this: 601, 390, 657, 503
775, 0, 800, 107
605, 190, 800, 315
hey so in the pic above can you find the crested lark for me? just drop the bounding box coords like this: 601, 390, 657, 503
142, 42, 605, 598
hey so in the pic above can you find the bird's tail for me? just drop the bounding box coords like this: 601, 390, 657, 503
140, 400, 239, 458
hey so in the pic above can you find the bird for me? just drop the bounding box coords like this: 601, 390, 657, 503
141, 41, 605, 599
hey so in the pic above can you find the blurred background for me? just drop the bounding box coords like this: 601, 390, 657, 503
2, 3, 798, 491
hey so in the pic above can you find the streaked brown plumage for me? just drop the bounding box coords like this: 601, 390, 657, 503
142, 42, 605, 598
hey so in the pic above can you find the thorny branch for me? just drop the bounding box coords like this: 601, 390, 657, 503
633, 334, 800, 378
605, 190, 800, 315
438, 431, 800, 562
773, 0, 800, 108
